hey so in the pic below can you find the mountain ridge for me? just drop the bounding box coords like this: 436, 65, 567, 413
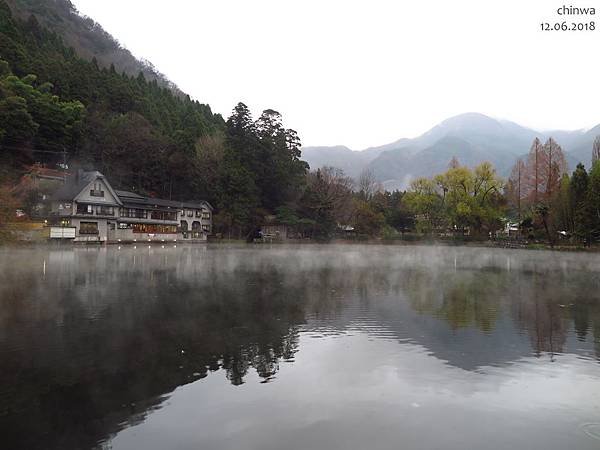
4, 0, 181, 93
302, 113, 599, 190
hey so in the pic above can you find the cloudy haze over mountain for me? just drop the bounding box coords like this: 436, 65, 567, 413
302, 113, 599, 190
71, 0, 599, 149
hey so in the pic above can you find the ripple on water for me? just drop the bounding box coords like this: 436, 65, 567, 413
581, 423, 600, 441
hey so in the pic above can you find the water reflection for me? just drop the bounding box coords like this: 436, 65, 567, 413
0, 245, 599, 450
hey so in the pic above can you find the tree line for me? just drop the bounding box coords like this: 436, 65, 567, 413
2, 0, 600, 245
395, 136, 600, 245
505, 137, 600, 245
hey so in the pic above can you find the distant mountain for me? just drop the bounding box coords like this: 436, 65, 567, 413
567, 124, 600, 166
4, 0, 180, 92
301, 145, 386, 179
302, 113, 599, 190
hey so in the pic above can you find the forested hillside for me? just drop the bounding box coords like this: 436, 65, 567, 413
2, 0, 599, 245
4, 0, 177, 90
0, 0, 225, 199
0, 0, 315, 237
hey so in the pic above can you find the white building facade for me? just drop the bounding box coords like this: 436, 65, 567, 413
50, 171, 212, 243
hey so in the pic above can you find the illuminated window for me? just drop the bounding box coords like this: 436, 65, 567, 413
132, 223, 177, 234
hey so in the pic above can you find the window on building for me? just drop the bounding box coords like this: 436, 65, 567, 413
90, 182, 105, 197
96, 205, 114, 216
121, 208, 147, 219
118, 223, 131, 229
202, 211, 211, 220
79, 222, 99, 234
202, 224, 210, 232
195, 210, 201, 217
77, 204, 94, 215
132, 223, 177, 234
150, 211, 177, 221
187, 210, 193, 217
191, 221, 202, 238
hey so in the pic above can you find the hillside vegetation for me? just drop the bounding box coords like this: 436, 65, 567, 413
0, 0, 315, 237
0, 0, 224, 200
4, 0, 178, 90
2, 0, 599, 246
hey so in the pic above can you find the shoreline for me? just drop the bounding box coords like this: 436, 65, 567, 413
1, 237, 598, 253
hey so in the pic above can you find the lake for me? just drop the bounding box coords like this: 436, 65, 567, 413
1, 244, 599, 450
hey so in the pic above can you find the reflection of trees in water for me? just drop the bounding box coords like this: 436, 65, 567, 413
2, 247, 600, 449
404, 268, 503, 333
510, 270, 600, 359
509, 273, 567, 358
0, 256, 307, 449
570, 277, 599, 356
403, 265, 600, 360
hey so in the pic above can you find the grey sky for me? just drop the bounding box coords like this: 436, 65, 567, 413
71, 0, 600, 149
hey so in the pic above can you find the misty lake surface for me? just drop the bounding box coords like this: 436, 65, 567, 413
1, 244, 600, 450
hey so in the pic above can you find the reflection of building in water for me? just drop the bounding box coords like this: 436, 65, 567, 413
0, 247, 303, 450
49, 170, 212, 243
2, 246, 600, 449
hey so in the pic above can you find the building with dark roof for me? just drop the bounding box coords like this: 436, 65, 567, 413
50, 171, 212, 243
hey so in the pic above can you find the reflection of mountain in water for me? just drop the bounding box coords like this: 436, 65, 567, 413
0, 245, 599, 449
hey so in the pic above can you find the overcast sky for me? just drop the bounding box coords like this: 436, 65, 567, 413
71, 0, 599, 149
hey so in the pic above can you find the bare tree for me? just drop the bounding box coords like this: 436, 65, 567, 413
357, 167, 381, 201
448, 156, 460, 169
309, 166, 355, 223
541, 137, 567, 198
522, 137, 567, 205
525, 137, 544, 203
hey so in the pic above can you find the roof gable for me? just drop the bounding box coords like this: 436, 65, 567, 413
53, 171, 122, 206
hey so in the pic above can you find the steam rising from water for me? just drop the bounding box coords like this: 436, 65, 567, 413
0, 244, 599, 450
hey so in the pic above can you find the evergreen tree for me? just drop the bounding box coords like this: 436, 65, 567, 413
588, 161, 600, 242
593, 136, 600, 166
570, 163, 590, 241
554, 173, 573, 234
0, 1, 225, 197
